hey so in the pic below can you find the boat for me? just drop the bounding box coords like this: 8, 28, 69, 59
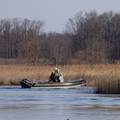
20, 79, 86, 88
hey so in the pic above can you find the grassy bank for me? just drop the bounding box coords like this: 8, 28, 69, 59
0, 64, 120, 93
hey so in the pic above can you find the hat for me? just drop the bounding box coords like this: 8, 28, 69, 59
54, 67, 59, 72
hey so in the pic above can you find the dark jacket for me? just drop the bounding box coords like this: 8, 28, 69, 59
49, 72, 60, 83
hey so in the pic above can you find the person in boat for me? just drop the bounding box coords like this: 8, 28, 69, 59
49, 67, 64, 83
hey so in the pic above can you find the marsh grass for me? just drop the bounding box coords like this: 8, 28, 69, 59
0, 64, 120, 94
95, 76, 120, 94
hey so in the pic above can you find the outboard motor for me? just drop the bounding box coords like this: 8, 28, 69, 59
20, 79, 34, 88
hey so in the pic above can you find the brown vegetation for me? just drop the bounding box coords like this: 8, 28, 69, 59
0, 64, 120, 90
0, 11, 120, 65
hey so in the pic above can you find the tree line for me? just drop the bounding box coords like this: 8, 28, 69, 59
0, 11, 120, 65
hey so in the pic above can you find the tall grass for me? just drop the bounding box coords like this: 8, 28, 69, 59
0, 64, 120, 94
91, 64, 120, 94
96, 77, 120, 94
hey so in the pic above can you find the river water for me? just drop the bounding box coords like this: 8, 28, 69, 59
0, 86, 120, 120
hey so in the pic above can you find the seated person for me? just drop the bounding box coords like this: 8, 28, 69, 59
49, 67, 64, 83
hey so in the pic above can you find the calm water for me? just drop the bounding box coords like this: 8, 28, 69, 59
0, 86, 120, 120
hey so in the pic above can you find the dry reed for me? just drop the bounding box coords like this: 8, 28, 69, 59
0, 64, 120, 94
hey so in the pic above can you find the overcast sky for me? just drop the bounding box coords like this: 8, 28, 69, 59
0, 0, 120, 32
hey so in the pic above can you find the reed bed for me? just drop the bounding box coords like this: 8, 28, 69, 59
96, 76, 120, 94
0, 64, 120, 94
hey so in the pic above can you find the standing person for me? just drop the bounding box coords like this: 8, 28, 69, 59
49, 67, 64, 83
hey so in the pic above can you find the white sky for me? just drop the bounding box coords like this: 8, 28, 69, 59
0, 0, 120, 32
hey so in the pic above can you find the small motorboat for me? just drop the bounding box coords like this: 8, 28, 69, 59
20, 79, 86, 88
